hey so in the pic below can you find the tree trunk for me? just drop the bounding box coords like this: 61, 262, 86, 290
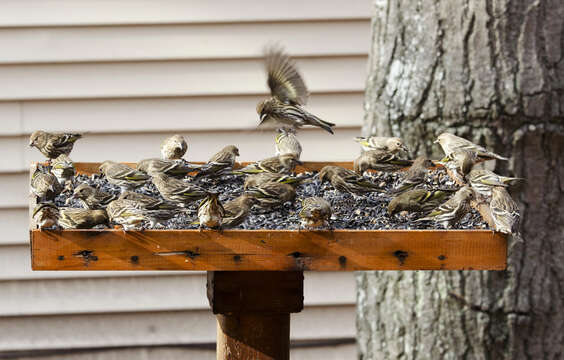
357, 1, 564, 359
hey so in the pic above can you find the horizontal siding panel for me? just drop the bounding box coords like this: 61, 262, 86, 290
0, 21, 369, 64
0, 0, 370, 27
1, 92, 364, 136
0, 208, 28, 245
0, 265, 354, 313
0, 306, 355, 351
3, 127, 362, 177
4, 345, 356, 360
0, 57, 367, 100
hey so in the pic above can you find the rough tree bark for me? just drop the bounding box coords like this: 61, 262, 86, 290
357, 1, 564, 359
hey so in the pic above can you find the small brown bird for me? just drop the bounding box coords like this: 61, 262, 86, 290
137, 158, 196, 177
106, 199, 147, 230
194, 145, 240, 178
197, 193, 224, 230
119, 191, 176, 210
466, 169, 523, 197
354, 151, 413, 174
490, 187, 519, 234
318, 165, 383, 196
99, 161, 150, 190
299, 197, 332, 229
235, 154, 302, 175
354, 136, 408, 154
439, 150, 479, 178
50, 154, 76, 186
435, 132, 508, 161
245, 182, 296, 209
390, 157, 434, 194
275, 127, 302, 159
29, 130, 82, 160
222, 195, 259, 228
71, 183, 116, 209
243, 172, 309, 190
161, 135, 187, 160
31, 168, 61, 201
257, 46, 335, 134
388, 189, 454, 216
59, 208, 108, 229
417, 186, 475, 228
32, 203, 59, 229
151, 172, 208, 206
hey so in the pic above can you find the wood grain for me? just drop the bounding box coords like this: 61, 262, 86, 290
31, 229, 507, 271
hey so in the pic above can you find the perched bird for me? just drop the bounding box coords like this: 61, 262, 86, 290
222, 195, 259, 228
466, 169, 523, 197
388, 189, 454, 216
32, 203, 59, 229
354, 136, 408, 154
197, 193, 224, 230
151, 172, 208, 206
318, 166, 383, 196
50, 154, 76, 186
59, 208, 108, 229
235, 154, 301, 175
194, 145, 239, 178
354, 151, 413, 174
106, 199, 147, 230
99, 161, 150, 190
417, 186, 475, 228
390, 156, 434, 194
299, 197, 332, 229
257, 46, 335, 134
31, 168, 61, 201
161, 135, 187, 160
119, 191, 176, 210
435, 132, 508, 161
137, 158, 196, 177
29, 130, 82, 160
71, 183, 116, 209
439, 150, 479, 178
490, 187, 520, 235
245, 182, 296, 209
275, 127, 302, 159
243, 172, 309, 190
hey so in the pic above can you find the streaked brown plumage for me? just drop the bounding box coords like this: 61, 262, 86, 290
354, 150, 413, 174
390, 157, 434, 194
275, 127, 302, 159
245, 182, 296, 209
72, 183, 116, 209
137, 158, 196, 177
299, 197, 332, 228
161, 135, 187, 160
31, 168, 61, 201
243, 172, 308, 190
99, 161, 150, 190
490, 186, 519, 234
29, 130, 82, 159
194, 145, 239, 178
417, 186, 475, 228
318, 165, 383, 196
197, 193, 224, 230
32, 203, 59, 229
59, 208, 108, 229
151, 172, 208, 206
435, 132, 508, 161
466, 169, 523, 197
119, 191, 176, 210
354, 136, 408, 154
235, 154, 301, 175
51, 154, 75, 185
257, 46, 335, 134
222, 195, 259, 228
439, 150, 479, 178
388, 189, 454, 216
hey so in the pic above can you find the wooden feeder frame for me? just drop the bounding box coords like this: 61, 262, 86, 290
30, 162, 507, 360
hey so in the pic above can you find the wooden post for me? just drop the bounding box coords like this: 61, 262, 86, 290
207, 271, 304, 360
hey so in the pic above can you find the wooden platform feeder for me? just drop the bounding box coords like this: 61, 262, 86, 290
30, 162, 507, 360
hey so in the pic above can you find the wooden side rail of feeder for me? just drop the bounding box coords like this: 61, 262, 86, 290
30, 162, 508, 360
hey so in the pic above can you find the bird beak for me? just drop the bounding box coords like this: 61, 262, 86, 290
28, 141, 34, 147
433, 139, 440, 144
401, 144, 409, 153
295, 159, 303, 165
260, 113, 268, 122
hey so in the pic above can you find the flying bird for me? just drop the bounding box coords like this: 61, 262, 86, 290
256, 46, 335, 134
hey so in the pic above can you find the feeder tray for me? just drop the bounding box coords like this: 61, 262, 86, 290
29, 162, 507, 360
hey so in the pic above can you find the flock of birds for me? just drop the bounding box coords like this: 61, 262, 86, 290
29, 47, 520, 235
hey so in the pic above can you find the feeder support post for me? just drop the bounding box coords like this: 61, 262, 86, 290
207, 271, 304, 360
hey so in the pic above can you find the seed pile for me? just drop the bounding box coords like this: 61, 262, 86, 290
46, 164, 488, 231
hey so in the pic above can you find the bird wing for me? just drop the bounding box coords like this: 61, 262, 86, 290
265, 46, 309, 105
